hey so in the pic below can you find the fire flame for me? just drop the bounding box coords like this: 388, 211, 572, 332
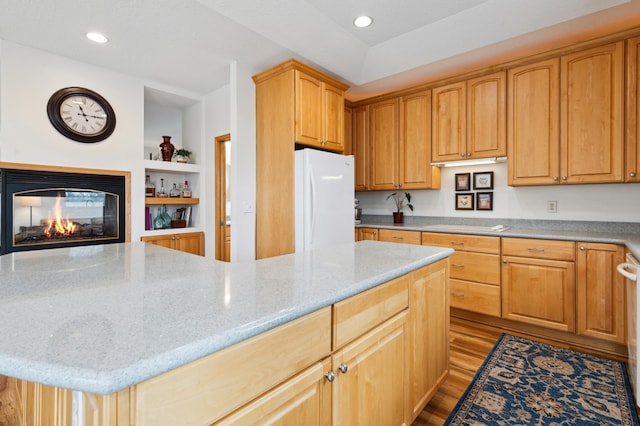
44, 195, 77, 238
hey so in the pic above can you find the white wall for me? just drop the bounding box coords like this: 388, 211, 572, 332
357, 162, 640, 222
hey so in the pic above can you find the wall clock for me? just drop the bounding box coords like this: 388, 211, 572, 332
47, 87, 116, 143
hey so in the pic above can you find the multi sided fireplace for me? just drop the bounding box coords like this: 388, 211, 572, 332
0, 168, 126, 254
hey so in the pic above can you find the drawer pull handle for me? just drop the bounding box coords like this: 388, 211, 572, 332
393, 236, 404, 240
452, 264, 465, 268
451, 292, 465, 298
527, 248, 545, 252
451, 242, 464, 246
338, 363, 349, 374
325, 371, 336, 382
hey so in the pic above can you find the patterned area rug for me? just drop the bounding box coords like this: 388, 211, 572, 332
445, 333, 639, 425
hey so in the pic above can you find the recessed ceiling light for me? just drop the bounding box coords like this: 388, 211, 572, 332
86, 32, 109, 43
353, 15, 373, 28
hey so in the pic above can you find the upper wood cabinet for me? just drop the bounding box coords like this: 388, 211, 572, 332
253, 59, 349, 259
560, 41, 624, 184
626, 36, 640, 182
432, 71, 506, 163
353, 105, 370, 191
369, 91, 439, 190
508, 58, 561, 186
295, 71, 346, 152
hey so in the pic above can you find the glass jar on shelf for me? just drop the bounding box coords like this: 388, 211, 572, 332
169, 183, 181, 198
157, 178, 168, 198
145, 175, 156, 197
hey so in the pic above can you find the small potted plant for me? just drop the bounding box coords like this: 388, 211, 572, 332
174, 148, 192, 163
386, 192, 413, 224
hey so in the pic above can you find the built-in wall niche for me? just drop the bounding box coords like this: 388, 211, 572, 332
143, 86, 202, 163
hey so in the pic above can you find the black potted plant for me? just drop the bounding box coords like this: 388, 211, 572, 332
386, 192, 413, 224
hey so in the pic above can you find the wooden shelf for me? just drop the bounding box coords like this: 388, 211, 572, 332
145, 197, 199, 205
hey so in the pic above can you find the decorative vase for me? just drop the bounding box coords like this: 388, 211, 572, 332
160, 136, 174, 162
393, 212, 404, 224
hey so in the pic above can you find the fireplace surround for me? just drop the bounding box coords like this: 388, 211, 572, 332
0, 165, 129, 255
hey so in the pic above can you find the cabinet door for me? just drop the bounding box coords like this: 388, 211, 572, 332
322, 83, 344, 152
407, 261, 449, 423
215, 359, 331, 426
432, 82, 466, 162
400, 90, 434, 189
332, 312, 407, 426
295, 71, 323, 147
502, 256, 576, 332
369, 99, 399, 190
508, 58, 561, 186
576, 243, 625, 344
467, 71, 506, 159
358, 228, 378, 241
626, 36, 640, 182
175, 231, 205, 256
140, 234, 174, 250
377, 229, 421, 245
344, 106, 353, 155
353, 105, 370, 191
561, 42, 624, 183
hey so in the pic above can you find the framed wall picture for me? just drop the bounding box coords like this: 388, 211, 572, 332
473, 171, 494, 190
455, 173, 471, 191
476, 192, 493, 210
455, 193, 474, 210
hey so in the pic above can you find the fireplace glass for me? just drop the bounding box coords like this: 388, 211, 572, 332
1, 168, 126, 254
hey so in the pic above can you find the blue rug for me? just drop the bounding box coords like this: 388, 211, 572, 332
445, 333, 639, 425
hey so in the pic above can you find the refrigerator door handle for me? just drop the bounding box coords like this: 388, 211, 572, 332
309, 163, 316, 245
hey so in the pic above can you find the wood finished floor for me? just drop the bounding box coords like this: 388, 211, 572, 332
411, 317, 638, 425
411, 317, 502, 426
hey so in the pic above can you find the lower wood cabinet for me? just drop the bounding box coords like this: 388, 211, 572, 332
501, 238, 576, 332
140, 231, 204, 256
378, 229, 421, 245
576, 242, 625, 344
358, 227, 379, 241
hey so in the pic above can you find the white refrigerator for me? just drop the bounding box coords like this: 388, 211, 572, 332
294, 148, 355, 252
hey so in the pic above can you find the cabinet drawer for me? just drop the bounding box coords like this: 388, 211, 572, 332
450, 279, 501, 317
421, 232, 500, 254
135, 307, 332, 426
333, 274, 409, 349
502, 237, 575, 261
449, 252, 500, 285
378, 229, 421, 245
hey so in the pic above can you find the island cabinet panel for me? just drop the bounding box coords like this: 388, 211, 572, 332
561, 41, 624, 184
407, 260, 449, 423
332, 274, 409, 349
576, 243, 625, 344
507, 58, 561, 186
502, 238, 576, 332
215, 358, 332, 426
332, 312, 408, 426
134, 307, 332, 426
18, 380, 71, 426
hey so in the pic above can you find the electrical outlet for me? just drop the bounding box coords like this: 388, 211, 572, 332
547, 200, 557, 213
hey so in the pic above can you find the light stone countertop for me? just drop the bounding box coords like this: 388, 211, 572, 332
0, 240, 453, 395
357, 216, 640, 260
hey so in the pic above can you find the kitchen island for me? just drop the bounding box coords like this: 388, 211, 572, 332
0, 240, 453, 425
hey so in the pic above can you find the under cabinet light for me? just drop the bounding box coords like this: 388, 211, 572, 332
431, 157, 507, 168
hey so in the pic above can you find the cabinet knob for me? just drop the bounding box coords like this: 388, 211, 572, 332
324, 371, 336, 382
467, 152, 472, 157
460, 153, 466, 158
338, 363, 349, 374
553, 176, 558, 181
503, 259, 507, 264
561, 176, 567, 181
631, 172, 637, 177
580, 245, 585, 251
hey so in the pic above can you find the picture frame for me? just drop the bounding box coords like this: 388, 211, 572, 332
455, 173, 471, 191
455, 193, 474, 210
473, 171, 494, 190
476, 192, 493, 211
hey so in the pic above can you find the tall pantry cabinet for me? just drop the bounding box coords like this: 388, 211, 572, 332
253, 59, 349, 259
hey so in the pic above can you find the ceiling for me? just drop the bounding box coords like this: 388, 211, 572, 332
1, 0, 640, 101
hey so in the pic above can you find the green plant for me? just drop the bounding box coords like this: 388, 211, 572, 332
386, 192, 413, 213
174, 148, 192, 158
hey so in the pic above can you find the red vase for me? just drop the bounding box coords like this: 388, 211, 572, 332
393, 212, 404, 224
160, 136, 174, 162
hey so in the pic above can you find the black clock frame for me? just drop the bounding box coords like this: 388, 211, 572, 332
47, 87, 116, 143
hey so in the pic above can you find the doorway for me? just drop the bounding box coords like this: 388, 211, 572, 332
215, 133, 231, 262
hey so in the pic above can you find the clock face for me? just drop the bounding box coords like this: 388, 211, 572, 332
47, 87, 116, 143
